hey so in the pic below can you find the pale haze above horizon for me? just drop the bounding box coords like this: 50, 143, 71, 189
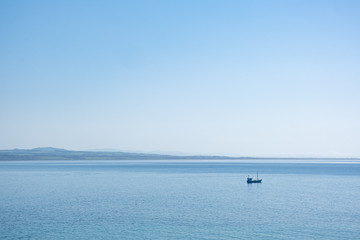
1, 1, 359, 157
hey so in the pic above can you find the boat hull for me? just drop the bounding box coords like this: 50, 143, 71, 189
247, 179, 262, 183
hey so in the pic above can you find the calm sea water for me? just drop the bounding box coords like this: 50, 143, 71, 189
0, 160, 359, 239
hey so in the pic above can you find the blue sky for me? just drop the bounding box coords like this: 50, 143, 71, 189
1, 0, 359, 157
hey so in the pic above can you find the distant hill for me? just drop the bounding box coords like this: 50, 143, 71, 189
0, 147, 238, 160
0, 148, 358, 161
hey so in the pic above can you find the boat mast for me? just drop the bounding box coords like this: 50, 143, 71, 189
257, 171, 258, 180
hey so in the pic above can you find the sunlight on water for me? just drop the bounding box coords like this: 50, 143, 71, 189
0, 160, 359, 239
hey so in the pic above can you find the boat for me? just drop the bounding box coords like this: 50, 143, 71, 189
247, 172, 262, 183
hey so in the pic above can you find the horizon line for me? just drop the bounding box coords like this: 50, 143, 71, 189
1, 147, 360, 160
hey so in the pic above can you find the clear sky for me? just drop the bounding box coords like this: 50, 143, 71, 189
1, 0, 359, 157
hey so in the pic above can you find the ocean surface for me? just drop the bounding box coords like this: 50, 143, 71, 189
0, 159, 359, 239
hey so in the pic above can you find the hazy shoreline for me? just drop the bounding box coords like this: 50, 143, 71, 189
1, 147, 359, 161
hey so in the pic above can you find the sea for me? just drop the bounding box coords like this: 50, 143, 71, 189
0, 159, 359, 239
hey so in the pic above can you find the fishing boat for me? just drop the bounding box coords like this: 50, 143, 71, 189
247, 172, 262, 183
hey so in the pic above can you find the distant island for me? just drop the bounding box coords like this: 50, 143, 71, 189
0, 147, 359, 161
0, 147, 239, 161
